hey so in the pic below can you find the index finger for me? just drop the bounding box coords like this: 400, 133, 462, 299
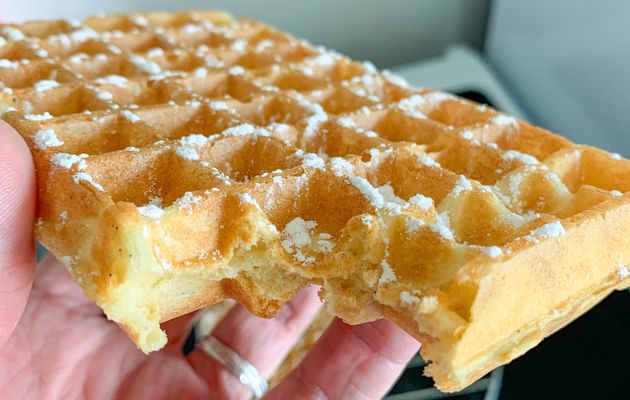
0, 120, 36, 348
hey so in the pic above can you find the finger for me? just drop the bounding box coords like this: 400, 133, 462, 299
267, 318, 420, 400
188, 286, 323, 399
33, 253, 99, 312
0, 121, 36, 348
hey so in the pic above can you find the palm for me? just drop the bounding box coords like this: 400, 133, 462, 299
0, 256, 213, 399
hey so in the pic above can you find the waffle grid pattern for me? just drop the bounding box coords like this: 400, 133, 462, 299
2, 11, 630, 392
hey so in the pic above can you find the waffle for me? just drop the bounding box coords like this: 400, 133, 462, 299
1, 11, 629, 392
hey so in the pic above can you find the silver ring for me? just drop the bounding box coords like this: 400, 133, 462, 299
197, 335, 269, 399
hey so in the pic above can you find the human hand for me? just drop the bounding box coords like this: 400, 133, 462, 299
0, 121, 420, 399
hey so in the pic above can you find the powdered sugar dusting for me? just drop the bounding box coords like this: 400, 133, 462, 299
24, 112, 53, 121
313, 236, 332, 254
349, 177, 384, 208
175, 192, 202, 212
180, 134, 209, 148
175, 147, 199, 160
610, 152, 622, 160
525, 221, 565, 243
189, 66, 206, 78
93, 87, 113, 101
228, 65, 245, 75
239, 193, 261, 210
398, 94, 426, 109
379, 258, 397, 285
138, 204, 165, 219
72, 172, 104, 191
382, 70, 409, 88
397, 95, 428, 119
503, 150, 539, 165
281, 218, 315, 252
409, 194, 434, 210
2, 27, 25, 41
450, 175, 473, 197
280, 217, 328, 265
0, 60, 18, 69
223, 123, 268, 137
59, 256, 74, 267
360, 214, 373, 226
304, 109, 327, 138
309, 51, 339, 67
418, 296, 438, 313
400, 291, 420, 305
130, 55, 162, 75
131, 15, 149, 26
330, 157, 354, 177
336, 117, 355, 128
300, 152, 326, 170
480, 246, 503, 258
34, 129, 63, 149
377, 184, 406, 213
418, 155, 440, 168
255, 39, 274, 52
230, 39, 247, 52
96, 74, 128, 86
69, 27, 99, 42
69, 53, 89, 64
460, 129, 482, 146
209, 101, 229, 111
430, 223, 455, 241
272, 175, 284, 186
405, 216, 425, 234
610, 190, 623, 197
460, 130, 474, 140
51, 152, 87, 169
148, 196, 163, 207
34, 79, 60, 92
492, 114, 518, 127
423, 91, 452, 104
175, 133, 211, 160
121, 110, 141, 123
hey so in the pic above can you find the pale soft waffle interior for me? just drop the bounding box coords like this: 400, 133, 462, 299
2, 12, 630, 392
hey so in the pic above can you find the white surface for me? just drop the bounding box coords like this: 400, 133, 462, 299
1, 0, 489, 68
392, 45, 527, 119
486, 0, 630, 155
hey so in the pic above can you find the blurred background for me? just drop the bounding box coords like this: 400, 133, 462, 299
5, 1, 629, 399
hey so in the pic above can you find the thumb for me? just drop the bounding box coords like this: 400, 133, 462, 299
0, 120, 36, 348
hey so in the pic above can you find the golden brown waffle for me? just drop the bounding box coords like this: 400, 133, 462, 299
2, 11, 630, 392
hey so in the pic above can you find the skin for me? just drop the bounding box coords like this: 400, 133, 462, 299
0, 122, 420, 399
